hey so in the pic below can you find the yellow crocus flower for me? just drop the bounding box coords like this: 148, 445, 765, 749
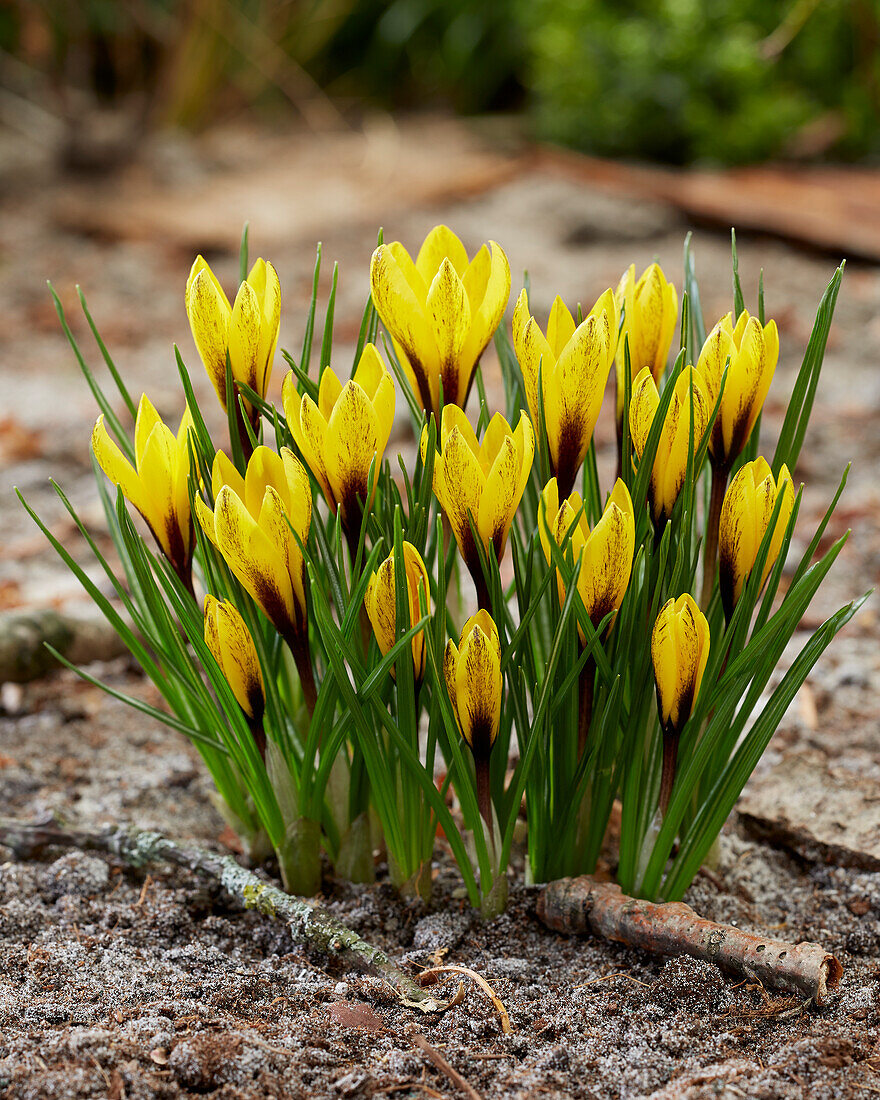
364, 541, 431, 683
282, 343, 395, 524
204, 595, 265, 727
629, 365, 710, 527
697, 310, 779, 470
539, 477, 635, 639
420, 406, 534, 605
512, 287, 617, 497
651, 592, 711, 812
370, 224, 510, 421
185, 255, 281, 413
444, 610, 502, 758
614, 263, 679, 419
651, 594, 710, 736
92, 395, 193, 587
194, 446, 312, 652
719, 457, 794, 620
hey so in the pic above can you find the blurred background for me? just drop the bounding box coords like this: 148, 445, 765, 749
3, 0, 878, 164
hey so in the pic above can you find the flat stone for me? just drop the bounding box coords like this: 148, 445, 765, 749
738, 750, 880, 871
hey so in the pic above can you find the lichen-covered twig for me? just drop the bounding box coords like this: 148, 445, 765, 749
537, 876, 842, 1006
0, 609, 128, 683
0, 815, 450, 1014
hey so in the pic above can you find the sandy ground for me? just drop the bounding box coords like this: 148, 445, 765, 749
1, 117, 879, 1098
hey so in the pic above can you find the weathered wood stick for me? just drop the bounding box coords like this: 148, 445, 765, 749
0, 815, 449, 1014
537, 876, 842, 1006
0, 609, 128, 683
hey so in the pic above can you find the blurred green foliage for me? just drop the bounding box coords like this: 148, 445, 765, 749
520, 0, 880, 163
4, 0, 879, 164
304, 0, 524, 113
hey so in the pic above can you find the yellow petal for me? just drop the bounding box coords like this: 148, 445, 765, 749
511, 412, 536, 508
457, 241, 511, 390
651, 597, 679, 727
317, 366, 343, 422
228, 280, 261, 394
628, 367, 659, 459
258, 485, 307, 629
194, 493, 220, 551
211, 597, 265, 720
352, 342, 385, 397
658, 367, 709, 520
134, 394, 162, 469
456, 611, 502, 754
478, 434, 519, 559
516, 315, 554, 427
440, 404, 481, 460
249, 259, 281, 397
186, 267, 231, 407
92, 415, 151, 528
186, 256, 230, 313
325, 380, 381, 516
461, 243, 491, 316
538, 478, 560, 566
435, 425, 485, 567
286, 386, 332, 508
370, 244, 439, 415
138, 420, 178, 559
544, 314, 610, 485
443, 640, 461, 731
511, 288, 531, 361
213, 486, 296, 636
546, 296, 576, 358
719, 463, 757, 613
365, 558, 397, 657
416, 224, 469, 281
426, 258, 471, 406
211, 450, 246, 507
244, 445, 286, 518
578, 479, 635, 631
479, 411, 514, 474
172, 407, 194, 546
280, 447, 312, 540
588, 287, 620, 362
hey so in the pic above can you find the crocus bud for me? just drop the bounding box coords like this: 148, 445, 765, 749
614, 262, 678, 420
719, 457, 794, 621
652, 594, 710, 737
697, 310, 779, 470
512, 287, 617, 498
283, 343, 395, 526
370, 225, 510, 422
420, 406, 534, 606
92, 395, 193, 588
194, 446, 312, 646
629, 365, 710, 527
204, 595, 265, 725
185, 256, 280, 413
365, 541, 431, 683
443, 611, 502, 760
651, 593, 711, 813
539, 478, 636, 641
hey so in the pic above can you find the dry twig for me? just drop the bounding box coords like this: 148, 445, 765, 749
417, 965, 512, 1034
408, 1028, 484, 1100
0, 814, 450, 1015
538, 876, 842, 1006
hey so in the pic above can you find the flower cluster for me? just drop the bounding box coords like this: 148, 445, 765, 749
34, 223, 858, 914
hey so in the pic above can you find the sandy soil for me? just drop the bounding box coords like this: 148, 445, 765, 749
1, 118, 879, 1098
